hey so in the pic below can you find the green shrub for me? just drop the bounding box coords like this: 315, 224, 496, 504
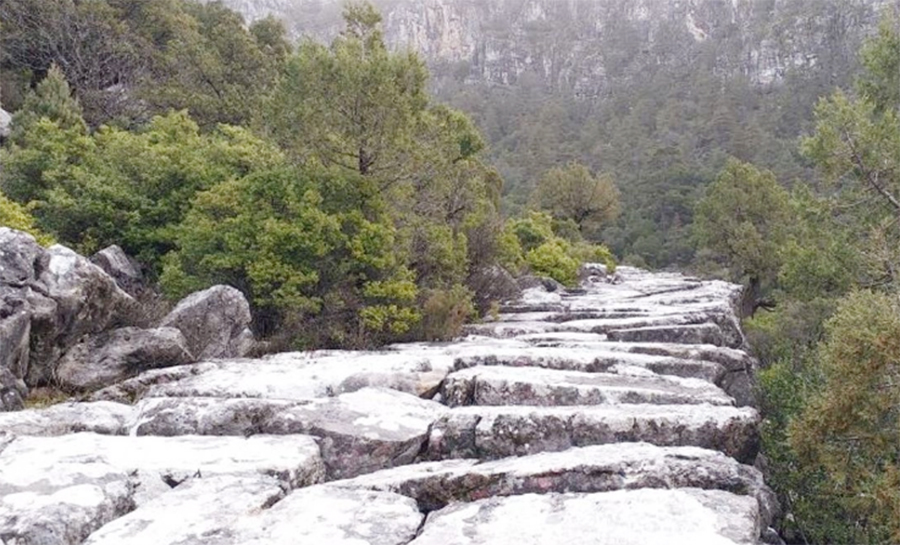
0, 191, 53, 245
525, 239, 580, 286
419, 284, 475, 341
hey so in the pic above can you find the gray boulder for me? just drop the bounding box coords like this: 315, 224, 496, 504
0, 368, 26, 411
160, 285, 254, 360
468, 265, 521, 311
27, 245, 138, 385
55, 327, 194, 392
90, 245, 144, 297
0, 106, 10, 140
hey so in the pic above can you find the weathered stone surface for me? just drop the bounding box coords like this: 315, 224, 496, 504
410, 488, 760, 545
0, 435, 135, 545
159, 285, 254, 360
263, 388, 448, 479
468, 264, 521, 311
82, 475, 286, 545
1, 433, 323, 501
450, 344, 726, 385
226, 486, 423, 545
0, 307, 30, 380
608, 323, 730, 347
427, 404, 760, 464
331, 443, 778, 526
0, 368, 26, 411
441, 365, 734, 407
0, 107, 10, 140
0, 401, 133, 436
90, 245, 143, 297
89, 350, 455, 403
55, 327, 194, 392
132, 388, 447, 479
28, 244, 138, 385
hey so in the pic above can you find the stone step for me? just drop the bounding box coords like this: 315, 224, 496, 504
131, 388, 447, 479
83, 480, 423, 545
451, 346, 726, 384
89, 351, 454, 404
410, 488, 760, 545
441, 366, 734, 407
426, 403, 759, 464
607, 323, 731, 346
329, 442, 777, 527
0, 433, 324, 545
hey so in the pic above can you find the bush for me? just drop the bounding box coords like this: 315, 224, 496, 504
418, 284, 475, 341
525, 239, 580, 287
0, 190, 53, 245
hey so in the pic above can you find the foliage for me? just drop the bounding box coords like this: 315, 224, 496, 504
505, 211, 616, 286
161, 164, 421, 346
0, 190, 52, 245
8, 65, 86, 145
788, 291, 900, 543
693, 158, 790, 314
531, 162, 620, 239
2, 108, 285, 267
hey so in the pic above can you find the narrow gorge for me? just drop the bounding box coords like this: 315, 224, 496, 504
0, 229, 778, 544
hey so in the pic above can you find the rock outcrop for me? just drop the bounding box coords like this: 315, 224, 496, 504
0, 229, 258, 398
0, 264, 780, 544
159, 285, 254, 360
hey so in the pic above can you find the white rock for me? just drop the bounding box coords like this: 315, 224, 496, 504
83, 475, 286, 545
410, 488, 760, 545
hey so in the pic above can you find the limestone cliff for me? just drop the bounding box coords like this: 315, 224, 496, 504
211, 0, 894, 94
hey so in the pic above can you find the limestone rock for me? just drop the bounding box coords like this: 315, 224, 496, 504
82, 475, 285, 545
410, 488, 760, 545
0, 107, 10, 140
331, 442, 778, 527
90, 245, 143, 297
0, 401, 133, 436
0, 368, 26, 412
427, 404, 760, 463
0, 308, 30, 381
0, 435, 135, 545
159, 285, 254, 360
263, 388, 448, 478
132, 388, 447, 479
28, 244, 137, 385
607, 323, 730, 347
441, 365, 735, 407
89, 350, 455, 403
55, 327, 194, 392
226, 486, 424, 545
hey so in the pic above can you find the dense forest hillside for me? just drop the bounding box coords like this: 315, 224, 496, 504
213, 0, 895, 267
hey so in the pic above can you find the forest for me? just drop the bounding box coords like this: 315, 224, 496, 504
1, 0, 900, 542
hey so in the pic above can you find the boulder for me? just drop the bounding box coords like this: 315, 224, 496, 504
27, 244, 137, 385
55, 327, 194, 392
160, 285, 254, 360
0, 308, 30, 380
467, 265, 521, 311
0, 107, 10, 140
90, 245, 143, 297
0, 368, 26, 411
410, 488, 761, 545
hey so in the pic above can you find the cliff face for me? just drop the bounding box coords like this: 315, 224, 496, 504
214, 0, 893, 94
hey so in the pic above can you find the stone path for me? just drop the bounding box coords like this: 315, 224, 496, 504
0, 266, 779, 544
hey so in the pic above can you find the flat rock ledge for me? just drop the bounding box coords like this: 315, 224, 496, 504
0, 265, 781, 544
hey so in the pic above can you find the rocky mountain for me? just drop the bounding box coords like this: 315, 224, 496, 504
213, 0, 894, 94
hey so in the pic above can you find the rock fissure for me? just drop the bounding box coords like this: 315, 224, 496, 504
0, 242, 780, 544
